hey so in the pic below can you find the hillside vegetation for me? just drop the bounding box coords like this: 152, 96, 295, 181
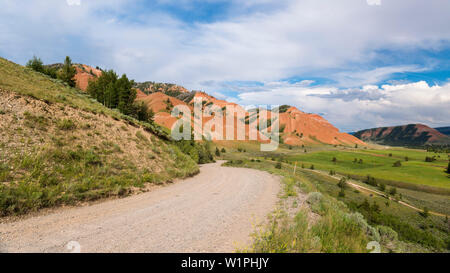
286, 148, 450, 193
0, 57, 200, 216
219, 143, 450, 252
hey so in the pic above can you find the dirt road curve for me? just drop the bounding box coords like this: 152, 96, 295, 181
0, 161, 280, 253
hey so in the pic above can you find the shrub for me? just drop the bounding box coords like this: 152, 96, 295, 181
389, 187, 397, 195
422, 207, 429, 218
275, 162, 282, 169
345, 212, 380, 242
135, 131, 149, 143
310, 164, 314, 170
23, 111, 48, 130
215, 147, 221, 157
338, 189, 345, 197
57, 119, 76, 130
377, 225, 398, 244
392, 160, 402, 167
365, 175, 377, 186
221, 148, 226, 153
425, 156, 436, 162
337, 177, 347, 189
133, 101, 154, 123
26, 56, 44, 73
378, 183, 386, 192
306, 192, 324, 214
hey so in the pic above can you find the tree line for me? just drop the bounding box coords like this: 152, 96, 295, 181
86, 69, 153, 123
27, 56, 76, 87
26, 55, 154, 123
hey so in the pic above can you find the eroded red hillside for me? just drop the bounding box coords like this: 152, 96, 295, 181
74, 64, 102, 91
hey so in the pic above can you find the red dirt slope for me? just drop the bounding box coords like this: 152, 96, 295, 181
74, 64, 102, 91
278, 107, 365, 146
138, 91, 364, 146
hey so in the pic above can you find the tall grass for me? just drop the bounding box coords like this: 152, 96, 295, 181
0, 145, 198, 216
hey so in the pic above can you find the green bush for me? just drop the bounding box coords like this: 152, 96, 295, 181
337, 178, 347, 189
306, 192, 324, 214
392, 161, 402, 167
175, 140, 214, 164
377, 225, 398, 244
57, 119, 77, 130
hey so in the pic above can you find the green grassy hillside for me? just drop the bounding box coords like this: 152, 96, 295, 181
0, 57, 200, 216
218, 145, 450, 252
286, 148, 450, 193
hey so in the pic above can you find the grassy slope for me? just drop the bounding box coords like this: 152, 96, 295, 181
0, 57, 199, 216
217, 143, 449, 252
286, 147, 449, 191
225, 160, 372, 253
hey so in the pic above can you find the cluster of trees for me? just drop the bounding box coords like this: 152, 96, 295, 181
175, 140, 214, 164
353, 158, 363, 164
86, 70, 154, 123
214, 147, 226, 157
26, 56, 76, 87
425, 156, 437, 162
426, 145, 450, 153
365, 175, 378, 187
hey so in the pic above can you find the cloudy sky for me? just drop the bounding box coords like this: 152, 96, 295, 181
1, 0, 449, 132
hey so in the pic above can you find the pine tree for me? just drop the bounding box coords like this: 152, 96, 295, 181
58, 56, 76, 87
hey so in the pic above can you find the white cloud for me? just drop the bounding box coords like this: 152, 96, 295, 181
0, 0, 449, 130
66, 0, 81, 6
367, 0, 381, 6
235, 81, 450, 131
1, 0, 449, 86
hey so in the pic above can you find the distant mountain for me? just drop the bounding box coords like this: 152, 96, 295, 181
435, 126, 450, 136
136, 91, 365, 147
75, 64, 364, 147
134, 81, 189, 97
354, 124, 450, 146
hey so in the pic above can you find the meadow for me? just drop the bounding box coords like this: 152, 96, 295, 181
285, 147, 449, 193
216, 142, 450, 252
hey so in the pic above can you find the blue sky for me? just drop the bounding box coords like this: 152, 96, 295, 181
0, 0, 449, 131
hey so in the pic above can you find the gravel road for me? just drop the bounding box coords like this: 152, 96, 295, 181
0, 161, 280, 253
